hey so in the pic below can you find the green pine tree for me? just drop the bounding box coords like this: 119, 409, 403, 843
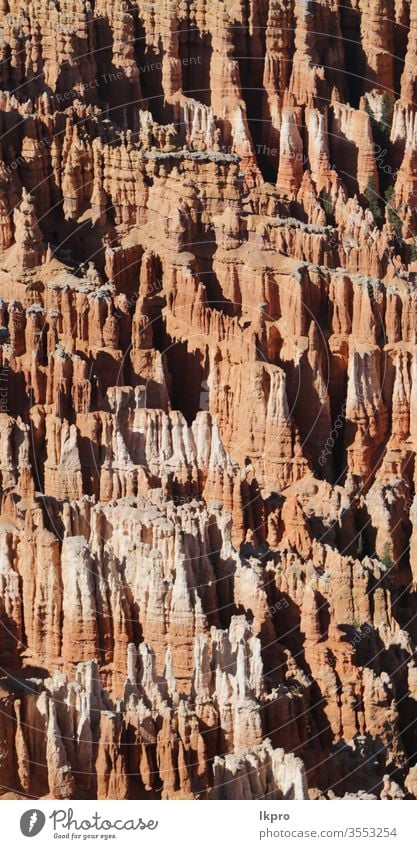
379, 92, 395, 138
365, 177, 382, 224
320, 190, 333, 223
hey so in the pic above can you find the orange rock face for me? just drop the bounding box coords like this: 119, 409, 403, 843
0, 0, 417, 802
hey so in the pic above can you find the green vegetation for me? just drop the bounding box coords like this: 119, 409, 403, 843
384, 185, 394, 205
411, 238, 417, 262
364, 94, 397, 230
381, 541, 394, 569
365, 177, 383, 224
384, 186, 403, 245
320, 189, 333, 223
365, 93, 395, 138
379, 92, 395, 138
289, 684, 304, 698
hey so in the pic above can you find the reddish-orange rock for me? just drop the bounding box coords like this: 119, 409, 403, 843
0, 0, 416, 804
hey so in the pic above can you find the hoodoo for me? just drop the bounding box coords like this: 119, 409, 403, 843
0, 0, 416, 803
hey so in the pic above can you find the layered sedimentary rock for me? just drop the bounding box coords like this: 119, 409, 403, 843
0, 0, 417, 801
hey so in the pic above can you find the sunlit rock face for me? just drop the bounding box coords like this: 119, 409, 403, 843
0, 0, 417, 801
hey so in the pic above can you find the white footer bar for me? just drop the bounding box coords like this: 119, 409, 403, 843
2, 799, 411, 848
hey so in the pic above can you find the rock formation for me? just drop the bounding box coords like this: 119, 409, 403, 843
0, 0, 416, 801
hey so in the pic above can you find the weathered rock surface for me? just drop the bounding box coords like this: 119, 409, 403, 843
0, 0, 416, 801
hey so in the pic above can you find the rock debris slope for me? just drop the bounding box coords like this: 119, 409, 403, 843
0, 0, 417, 800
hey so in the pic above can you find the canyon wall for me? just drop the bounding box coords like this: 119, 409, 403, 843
0, 0, 416, 800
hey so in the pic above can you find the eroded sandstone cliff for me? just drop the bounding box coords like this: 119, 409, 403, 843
0, 0, 416, 800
